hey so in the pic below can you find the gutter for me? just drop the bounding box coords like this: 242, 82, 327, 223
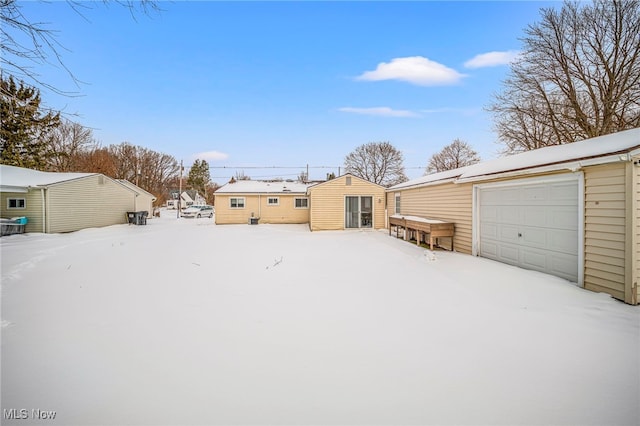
455, 152, 632, 184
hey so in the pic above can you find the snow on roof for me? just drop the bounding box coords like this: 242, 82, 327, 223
0, 165, 96, 191
215, 180, 310, 194
390, 128, 640, 190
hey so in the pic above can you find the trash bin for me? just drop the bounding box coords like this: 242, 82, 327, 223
127, 211, 148, 225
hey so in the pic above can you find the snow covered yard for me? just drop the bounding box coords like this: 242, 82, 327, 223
1, 213, 639, 426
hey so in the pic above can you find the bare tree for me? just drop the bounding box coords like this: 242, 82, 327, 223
44, 119, 97, 172
488, 0, 640, 154
0, 0, 160, 95
426, 139, 480, 174
344, 141, 408, 187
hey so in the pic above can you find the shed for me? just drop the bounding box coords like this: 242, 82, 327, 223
0, 165, 139, 233
387, 128, 640, 304
307, 173, 386, 231
214, 180, 311, 225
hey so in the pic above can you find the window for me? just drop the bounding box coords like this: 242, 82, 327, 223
294, 198, 309, 209
230, 197, 245, 208
7, 198, 26, 209
346, 176, 352, 185
267, 197, 279, 206
395, 193, 401, 214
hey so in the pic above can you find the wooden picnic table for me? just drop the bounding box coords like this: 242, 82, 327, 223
389, 214, 454, 251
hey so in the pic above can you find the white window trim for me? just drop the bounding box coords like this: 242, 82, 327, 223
229, 197, 245, 209
395, 193, 401, 215
294, 197, 309, 209
7, 198, 26, 209
267, 197, 279, 206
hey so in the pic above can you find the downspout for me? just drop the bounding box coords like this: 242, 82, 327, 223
41, 187, 46, 233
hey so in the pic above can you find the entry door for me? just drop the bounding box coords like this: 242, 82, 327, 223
345, 196, 373, 229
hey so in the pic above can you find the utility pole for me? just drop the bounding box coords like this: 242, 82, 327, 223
306, 164, 309, 183
177, 159, 183, 219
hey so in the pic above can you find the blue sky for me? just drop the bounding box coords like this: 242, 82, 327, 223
20, 0, 560, 184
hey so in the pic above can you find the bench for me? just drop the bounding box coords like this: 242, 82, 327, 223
389, 214, 454, 251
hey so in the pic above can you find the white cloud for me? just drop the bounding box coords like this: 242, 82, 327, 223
356, 56, 465, 86
464, 50, 520, 69
193, 150, 229, 161
420, 107, 480, 116
338, 107, 419, 118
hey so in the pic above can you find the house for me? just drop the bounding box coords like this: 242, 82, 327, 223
387, 128, 640, 305
0, 165, 148, 233
307, 173, 386, 231
214, 180, 311, 225
167, 190, 205, 209
118, 180, 157, 215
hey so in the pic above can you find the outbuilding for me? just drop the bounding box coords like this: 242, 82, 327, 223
388, 128, 640, 305
0, 165, 147, 233
307, 173, 386, 231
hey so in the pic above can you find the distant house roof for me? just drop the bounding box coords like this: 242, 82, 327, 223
390, 128, 640, 190
0, 165, 97, 193
215, 180, 310, 194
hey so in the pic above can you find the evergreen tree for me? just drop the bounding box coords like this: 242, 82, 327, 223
187, 159, 211, 196
0, 75, 60, 169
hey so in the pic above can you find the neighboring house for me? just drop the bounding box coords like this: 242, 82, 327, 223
0, 165, 141, 233
214, 180, 310, 225
387, 128, 640, 305
118, 180, 157, 215
167, 190, 205, 209
307, 174, 386, 231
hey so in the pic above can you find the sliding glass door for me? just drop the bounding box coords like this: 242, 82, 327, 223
345, 196, 373, 229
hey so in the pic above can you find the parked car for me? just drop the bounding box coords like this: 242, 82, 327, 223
181, 205, 214, 218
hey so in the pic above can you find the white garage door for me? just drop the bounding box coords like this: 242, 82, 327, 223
477, 176, 579, 282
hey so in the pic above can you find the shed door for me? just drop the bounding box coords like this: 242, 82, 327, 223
477, 177, 579, 282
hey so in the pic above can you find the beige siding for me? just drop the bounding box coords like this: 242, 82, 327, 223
584, 163, 627, 300
390, 182, 473, 253
47, 175, 135, 233
308, 175, 386, 231
0, 190, 44, 233
215, 194, 309, 224
134, 192, 155, 215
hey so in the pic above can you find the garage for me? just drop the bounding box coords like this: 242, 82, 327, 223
475, 174, 582, 283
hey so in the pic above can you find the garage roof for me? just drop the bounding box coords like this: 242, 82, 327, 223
0, 165, 96, 192
390, 128, 640, 190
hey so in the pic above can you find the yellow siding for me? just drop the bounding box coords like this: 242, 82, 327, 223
0, 190, 44, 233
308, 175, 386, 231
215, 194, 309, 224
584, 163, 627, 300
390, 182, 473, 253
47, 175, 135, 233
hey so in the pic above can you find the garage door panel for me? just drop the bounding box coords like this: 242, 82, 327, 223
522, 185, 547, 203
480, 205, 498, 221
520, 248, 548, 271
549, 207, 578, 229
480, 222, 498, 239
498, 244, 519, 263
499, 206, 519, 224
480, 241, 498, 257
499, 225, 520, 242
550, 229, 578, 254
550, 183, 579, 203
